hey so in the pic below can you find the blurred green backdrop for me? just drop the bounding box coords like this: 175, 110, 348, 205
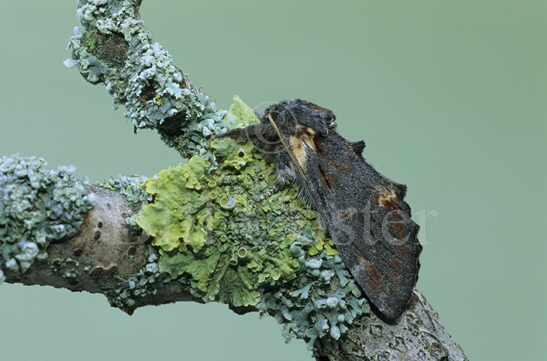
0, 1, 545, 360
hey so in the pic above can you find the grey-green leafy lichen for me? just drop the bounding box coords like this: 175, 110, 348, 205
109, 247, 161, 310
136, 98, 370, 348
259, 245, 370, 350
100, 174, 152, 205
65, 0, 228, 161
0, 155, 96, 283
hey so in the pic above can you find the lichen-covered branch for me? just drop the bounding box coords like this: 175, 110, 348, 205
0, 155, 96, 281
66, 0, 228, 162
0, 1, 469, 360
0, 113, 468, 360
0, 156, 199, 312
312, 289, 468, 361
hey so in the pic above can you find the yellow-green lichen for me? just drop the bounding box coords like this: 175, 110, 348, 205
136, 97, 326, 307
308, 237, 339, 256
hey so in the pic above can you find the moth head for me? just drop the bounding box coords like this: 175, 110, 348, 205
263, 99, 336, 138
302, 101, 337, 131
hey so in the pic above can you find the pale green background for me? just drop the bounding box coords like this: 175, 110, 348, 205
0, 1, 545, 360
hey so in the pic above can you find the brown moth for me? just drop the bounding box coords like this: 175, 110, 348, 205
213, 99, 422, 321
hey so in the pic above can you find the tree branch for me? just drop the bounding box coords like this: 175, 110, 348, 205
68, 0, 225, 162
1, 1, 469, 360
3, 182, 201, 313
313, 290, 467, 360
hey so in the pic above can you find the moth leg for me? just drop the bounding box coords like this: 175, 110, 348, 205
260, 149, 296, 200
210, 126, 253, 143
260, 183, 283, 200
260, 170, 292, 200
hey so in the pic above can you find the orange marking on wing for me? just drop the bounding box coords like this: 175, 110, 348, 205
366, 278, 380, 295
364, 261, 382, 284
289, 135, 307, 171
390, 212, 406, 238
397, 244, 407, 259
298, 126, 318, 152
338, 208, 356, 222
358, 257, 382, 295
375, 186, 401, 211
317, 164, 334, 191
389, 270, 399, 283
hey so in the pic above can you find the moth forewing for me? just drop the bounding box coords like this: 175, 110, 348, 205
267, 106, 421, 321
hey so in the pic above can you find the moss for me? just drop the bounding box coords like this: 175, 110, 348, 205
0, 155, 95, 279
308, 236, 339, 257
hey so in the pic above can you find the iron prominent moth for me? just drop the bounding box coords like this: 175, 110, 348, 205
213, 99, 422, 321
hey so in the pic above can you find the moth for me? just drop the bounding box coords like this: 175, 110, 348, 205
213, 99, 422, 321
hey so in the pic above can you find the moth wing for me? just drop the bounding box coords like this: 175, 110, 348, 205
283, 127, 421, 320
